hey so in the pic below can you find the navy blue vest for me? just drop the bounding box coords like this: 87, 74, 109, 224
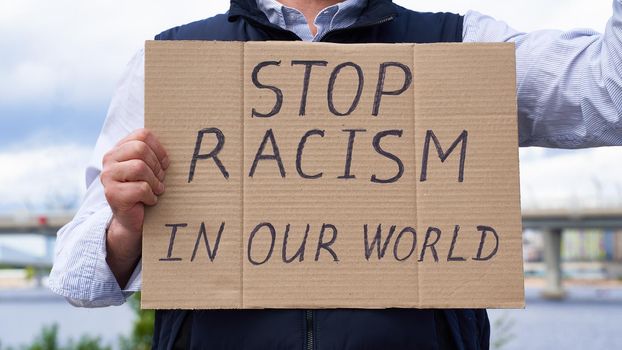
152, 1, 489, 349
155, 0, 463, 43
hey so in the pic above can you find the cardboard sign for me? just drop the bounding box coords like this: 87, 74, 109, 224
142, 41, 524, 309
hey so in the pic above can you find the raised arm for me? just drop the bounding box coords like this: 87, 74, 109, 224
464, 0, 622, 148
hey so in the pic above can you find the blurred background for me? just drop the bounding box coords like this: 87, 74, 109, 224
1, 0, 621, 349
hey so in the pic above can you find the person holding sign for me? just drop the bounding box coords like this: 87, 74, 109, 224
50, 0, 622, 349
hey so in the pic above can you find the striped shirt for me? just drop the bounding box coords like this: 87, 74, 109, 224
257, 0, 365, 41
49, 0, 622, 307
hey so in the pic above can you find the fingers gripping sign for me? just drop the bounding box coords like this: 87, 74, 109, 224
102, 129, 170, 226
101, 128, 170, 287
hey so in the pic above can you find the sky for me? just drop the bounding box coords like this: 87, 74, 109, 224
1, 0, 621, 214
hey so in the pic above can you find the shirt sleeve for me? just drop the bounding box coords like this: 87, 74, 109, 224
48, 49, 145, 307
463, 0, 622, 148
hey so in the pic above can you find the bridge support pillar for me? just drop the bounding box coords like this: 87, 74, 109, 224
541, 228, 566, 300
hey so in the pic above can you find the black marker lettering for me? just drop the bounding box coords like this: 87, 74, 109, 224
251, 61, 283, 118
159, 223, 187, 261
473, 225, 500, 261
418, 226, 442, 262
371, 129, 404, 184
372, 62, 412, 116
247, 222, 276, 266
315, 223, 339, 262
339, 129, 366, 179
249, 129, 286, 178
296, 129, 325, 179
191, 222, 225, 262
291, 60, 328, 116
327, 62, 364, 116
188, 128, 228, 183
447, 225, 466, 262
420, 130, 468, 183
363, 224, 396, 260
393, 227, 417, 262
282, 224, 310, 263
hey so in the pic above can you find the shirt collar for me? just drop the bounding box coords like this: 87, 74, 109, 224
256, 0, 367, 32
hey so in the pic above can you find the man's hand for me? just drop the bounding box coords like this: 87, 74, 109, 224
101, 128, 170, 288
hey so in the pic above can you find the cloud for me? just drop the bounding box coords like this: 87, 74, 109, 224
1, 0, 621, 213
0, 0, 230, 108
4, 143, 621, 215
0, 104, 108, 149
0, 0, 611, 105
395, 0, 611, 32
519, 147, 622, 210
0, 0, 612, 108
0, 0, 613, 111
0, 143, 91, 213
2, 0, 613, 109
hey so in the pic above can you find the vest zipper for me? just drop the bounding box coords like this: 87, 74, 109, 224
235, 14, 393, 350
306, 310, 314, 350
351, 15, 396, 30
311, 17, 395, 350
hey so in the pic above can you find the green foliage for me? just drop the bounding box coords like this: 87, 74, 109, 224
118, 293, 155, 350
65, 336, 111, 350
23, 323, 59, 350
0, 323, 110, 350
0, 339, 10, 350
1, 293, 155, 350
0, 291, 156, 350
24, 267, 37, 281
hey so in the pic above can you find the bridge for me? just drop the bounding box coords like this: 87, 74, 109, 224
0, 214, 71, 236
0, 214, 72, 270
2, 210, 622, 298
522, 208, 622, 299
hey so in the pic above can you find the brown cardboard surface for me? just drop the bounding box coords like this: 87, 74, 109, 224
143, 41, 524, 309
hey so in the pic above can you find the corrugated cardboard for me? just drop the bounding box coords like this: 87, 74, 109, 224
143, 41, 524, 309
